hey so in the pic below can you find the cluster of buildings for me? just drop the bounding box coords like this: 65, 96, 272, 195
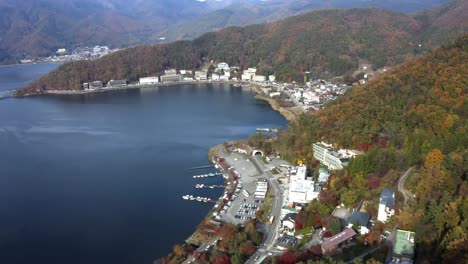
22, 46, 118, 64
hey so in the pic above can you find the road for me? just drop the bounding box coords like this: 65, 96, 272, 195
182, 236, 220, 264
398, 167, 415, 205
245, 155, 284, 264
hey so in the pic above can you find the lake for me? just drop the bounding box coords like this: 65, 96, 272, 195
0, 64, 287, 264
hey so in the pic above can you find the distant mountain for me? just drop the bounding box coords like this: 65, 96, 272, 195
0, 0, 453, 64
165, 0, 451, 41
0, 0, 230, 63
15, 1, 467, 96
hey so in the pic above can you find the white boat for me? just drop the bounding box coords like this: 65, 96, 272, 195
182, 195, 189, 200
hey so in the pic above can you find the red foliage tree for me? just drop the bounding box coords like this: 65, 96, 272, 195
212, 253, 230, 264
278, 251, 298, 264
241, 242, 257, 255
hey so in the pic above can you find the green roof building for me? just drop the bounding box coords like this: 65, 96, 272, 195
392, 229, 415, 263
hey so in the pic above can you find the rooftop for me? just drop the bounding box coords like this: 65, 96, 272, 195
289, 180, 314, 193
394, 229, 415, 258
380, 188, 395, 207
348, 211, 371, 227
322, 228, 357, 252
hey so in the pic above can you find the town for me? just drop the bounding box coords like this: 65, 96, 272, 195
180, 138, 415, 264
78, 61, 357, 112
20, 46, 119, 64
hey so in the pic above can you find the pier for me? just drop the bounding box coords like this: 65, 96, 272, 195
0, 90, 14, 100
187, 165, 214, 170
195, 184, 225, 189
256, 128, 278, 133
192, 172, 222, 178
182, 195, 216, 203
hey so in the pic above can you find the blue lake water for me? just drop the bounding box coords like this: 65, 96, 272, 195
0, 64, 287, 264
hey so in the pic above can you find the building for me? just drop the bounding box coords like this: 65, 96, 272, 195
332, 206, 354, 227
217, 62, 230, 71
139, 76, 159, 85
290, 165, 307, 182
82, 82, 89, 90
160, 74, 182, 83
391, 230, 415, 263
277, 235, 299, 250
378, 188, 395, 223
313, 142, 358, 170
165, 69, 177, 75
254, 181, 268, 199
321, 228, 357, 255
347, 211, 371, 235
241, 74, 252, 81
194, 71, 208, 81
107, 79, 127, 87
211, 73, 220, 81
253, 75, 267, 82
89, 81, 103, 89
288, 180, 317, 204
269, 75, 276, 82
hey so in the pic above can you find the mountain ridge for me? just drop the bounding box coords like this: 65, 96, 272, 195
15, 2, 467, 96
0, 0, 453, 64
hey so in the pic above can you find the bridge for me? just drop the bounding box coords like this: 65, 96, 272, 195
0, 90, 14, 100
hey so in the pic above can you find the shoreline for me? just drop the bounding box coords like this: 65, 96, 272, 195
13, 80, 240, 97
244, 83, 301, 122
14, 81, 301, 122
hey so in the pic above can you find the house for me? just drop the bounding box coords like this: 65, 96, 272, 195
107, 79, 127, 87
195, 71, 208, 81
241, 74, 252, 81
217, 62, 230, 71
378, 188, 395, 223
164, 69, 177, 75
253, 75, 266, 82
391, 229, 415, 263
347, 212, 371, 235
313, 142, 359, 170
82, 82, 89, 90
211, 73, 220, 81
321, 228, 357, 255
139, 76, 159, 85
269, 75, 276, 82
89, 80, 103, 89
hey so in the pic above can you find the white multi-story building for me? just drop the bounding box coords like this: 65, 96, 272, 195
378, 188, 395, 223
313, 142, 358, 170
290, 165, 307, 182
139, 76, 159, 85
288, 180, 317, 204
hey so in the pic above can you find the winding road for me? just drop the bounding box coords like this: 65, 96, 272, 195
398, 167, 415, 205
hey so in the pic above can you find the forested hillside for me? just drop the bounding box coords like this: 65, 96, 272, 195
16, 2, 467, 95
274, 34, 467, 263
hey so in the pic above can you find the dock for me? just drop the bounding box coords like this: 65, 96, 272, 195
182, 195, 216, 203
256, 128, 278, 133
192, 172, 222, 178
195, 184, 225, 189
187, 165, 215, 170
